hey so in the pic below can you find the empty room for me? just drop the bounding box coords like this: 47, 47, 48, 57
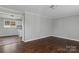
0, 5, 79, 53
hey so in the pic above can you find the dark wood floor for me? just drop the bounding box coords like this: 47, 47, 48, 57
0, 36, 24, 53
0, 36, 79, 53
24, 36, 79, 53
0, 36, 21, 45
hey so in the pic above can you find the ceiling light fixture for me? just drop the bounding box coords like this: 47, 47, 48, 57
50, 5, 56, 9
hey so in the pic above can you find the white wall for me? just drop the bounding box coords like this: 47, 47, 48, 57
24, 11, 79, 42
52, 15, 79, 41
0, 18, 18, 37
24, 12, 54, 41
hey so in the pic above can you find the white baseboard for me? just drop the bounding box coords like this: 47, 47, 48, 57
51, 35, 79, 42
24, 35, 52, 42
24, 35, 79, 42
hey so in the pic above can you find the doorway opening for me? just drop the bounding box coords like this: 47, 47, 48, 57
0, 13, 24, 46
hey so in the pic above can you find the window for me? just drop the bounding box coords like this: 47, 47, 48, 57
4, 20, 16, 28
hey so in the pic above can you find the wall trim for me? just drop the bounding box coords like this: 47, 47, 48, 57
51, 35, 79, 42
24, 35, 79, 42
24, 35, 52, 42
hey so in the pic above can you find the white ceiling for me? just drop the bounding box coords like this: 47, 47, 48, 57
0, 5, 79, 19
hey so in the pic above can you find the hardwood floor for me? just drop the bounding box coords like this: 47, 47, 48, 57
24, 36, 79, 53
0, 36, 21, 46
0, 36, 24, 53
0, 36, 79, 53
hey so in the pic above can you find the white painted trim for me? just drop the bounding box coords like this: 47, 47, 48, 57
51, 35, 79, 42
24, 35, 52, 42
24, 35, 79, 42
